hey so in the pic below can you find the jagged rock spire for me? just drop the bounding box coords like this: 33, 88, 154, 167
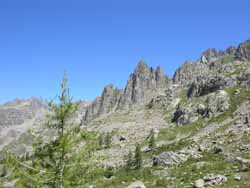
84, 61, 169, 121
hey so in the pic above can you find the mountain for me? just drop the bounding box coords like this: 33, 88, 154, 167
1, 39, 250, 188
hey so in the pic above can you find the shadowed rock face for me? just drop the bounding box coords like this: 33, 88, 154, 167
187, 75, 235, 98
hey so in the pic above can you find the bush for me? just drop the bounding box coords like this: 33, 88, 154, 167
134, 144, 142, 169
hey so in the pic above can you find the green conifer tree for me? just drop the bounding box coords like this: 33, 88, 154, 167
6, 73, 90, 188
104, 132, 112, 149
98, 133, 104, 149
125, 150, 134, 170
149, 130, 156, 150
134, 144, 142, 169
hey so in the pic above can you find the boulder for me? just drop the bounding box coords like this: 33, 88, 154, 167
238, 68, 250, 87
127, 181, 146, 188
239, 144, 250, 152
153, 151, 187, 166
172, 104, 198, 126
203, 174, 227, 186
194, 179, 205, 188
197, 90, 230, 118
205, 91, 230, 117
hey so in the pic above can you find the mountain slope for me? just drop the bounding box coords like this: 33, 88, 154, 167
1, 39, 250, 188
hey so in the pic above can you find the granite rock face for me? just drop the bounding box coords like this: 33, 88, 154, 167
118, 61, 169, 108
173, 61, 209, 85
236, 40, 250, 60
127, 181, 146, 188
84, 61, 169, 121
173, 40, 250, 86
153, 151, 187, 166
172, 105, 194, 126
187, 75, 235, 98
200, 48, 219, 64
84, 84, 122, 121
204, 90, 230, 118
238, 68, 250, 87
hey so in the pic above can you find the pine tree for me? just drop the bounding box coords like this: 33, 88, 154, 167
98, 133, 104, 149
125, 150, 134, 170
104, 132, 112, 149
6, 73, 87, 188
149, 130, 156, 150
134, 144, 142, 169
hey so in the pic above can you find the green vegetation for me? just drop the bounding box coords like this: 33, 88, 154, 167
5, 74, 99, 188
245, 42, 250, 50
148, 129, 156, 151
104, 132, 112, 149
98, 132, 112, 149
134, 144, 142, 169
125, 150, 134, 170
220, 55, 235, 64
158, 118, 204, 142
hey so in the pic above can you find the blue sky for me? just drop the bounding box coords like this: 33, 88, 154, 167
0, 0, 249, 103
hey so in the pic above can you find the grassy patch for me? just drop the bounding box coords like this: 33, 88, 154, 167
158, 118, 204, 142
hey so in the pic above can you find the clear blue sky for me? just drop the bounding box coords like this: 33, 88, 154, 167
0, 0, 249, 103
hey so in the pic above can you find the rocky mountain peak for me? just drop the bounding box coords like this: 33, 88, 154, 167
0, 97, 45, 127
118, 62, 169, 108
83, 62, 170, 122
236, 39, 250, 60
135, 61, 150, 72
200, 48, 219, 64
84, 84, 123, 121
173, 39, 250, 85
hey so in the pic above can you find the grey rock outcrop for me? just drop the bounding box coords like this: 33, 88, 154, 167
148, 86, 177, 109
153, 151, 187, 166
0, 97, 45, 127
173, 61, 209, 85
236, 40, 250, 60
194, 179, 205, 188
118, 61, 169, 108
196, 90, 230, 118
194, 174, 227, 188
205, 91, 230, 117
84, 85, 122, 121
84, 61, 169, 121
200, 48, 219, 64
173, 39, 250, 86
127, 181, 146, 188
238, 68, 250, 87
172, 105, 195, 126
187, 75, 235, 98
203, 174, 227, 186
